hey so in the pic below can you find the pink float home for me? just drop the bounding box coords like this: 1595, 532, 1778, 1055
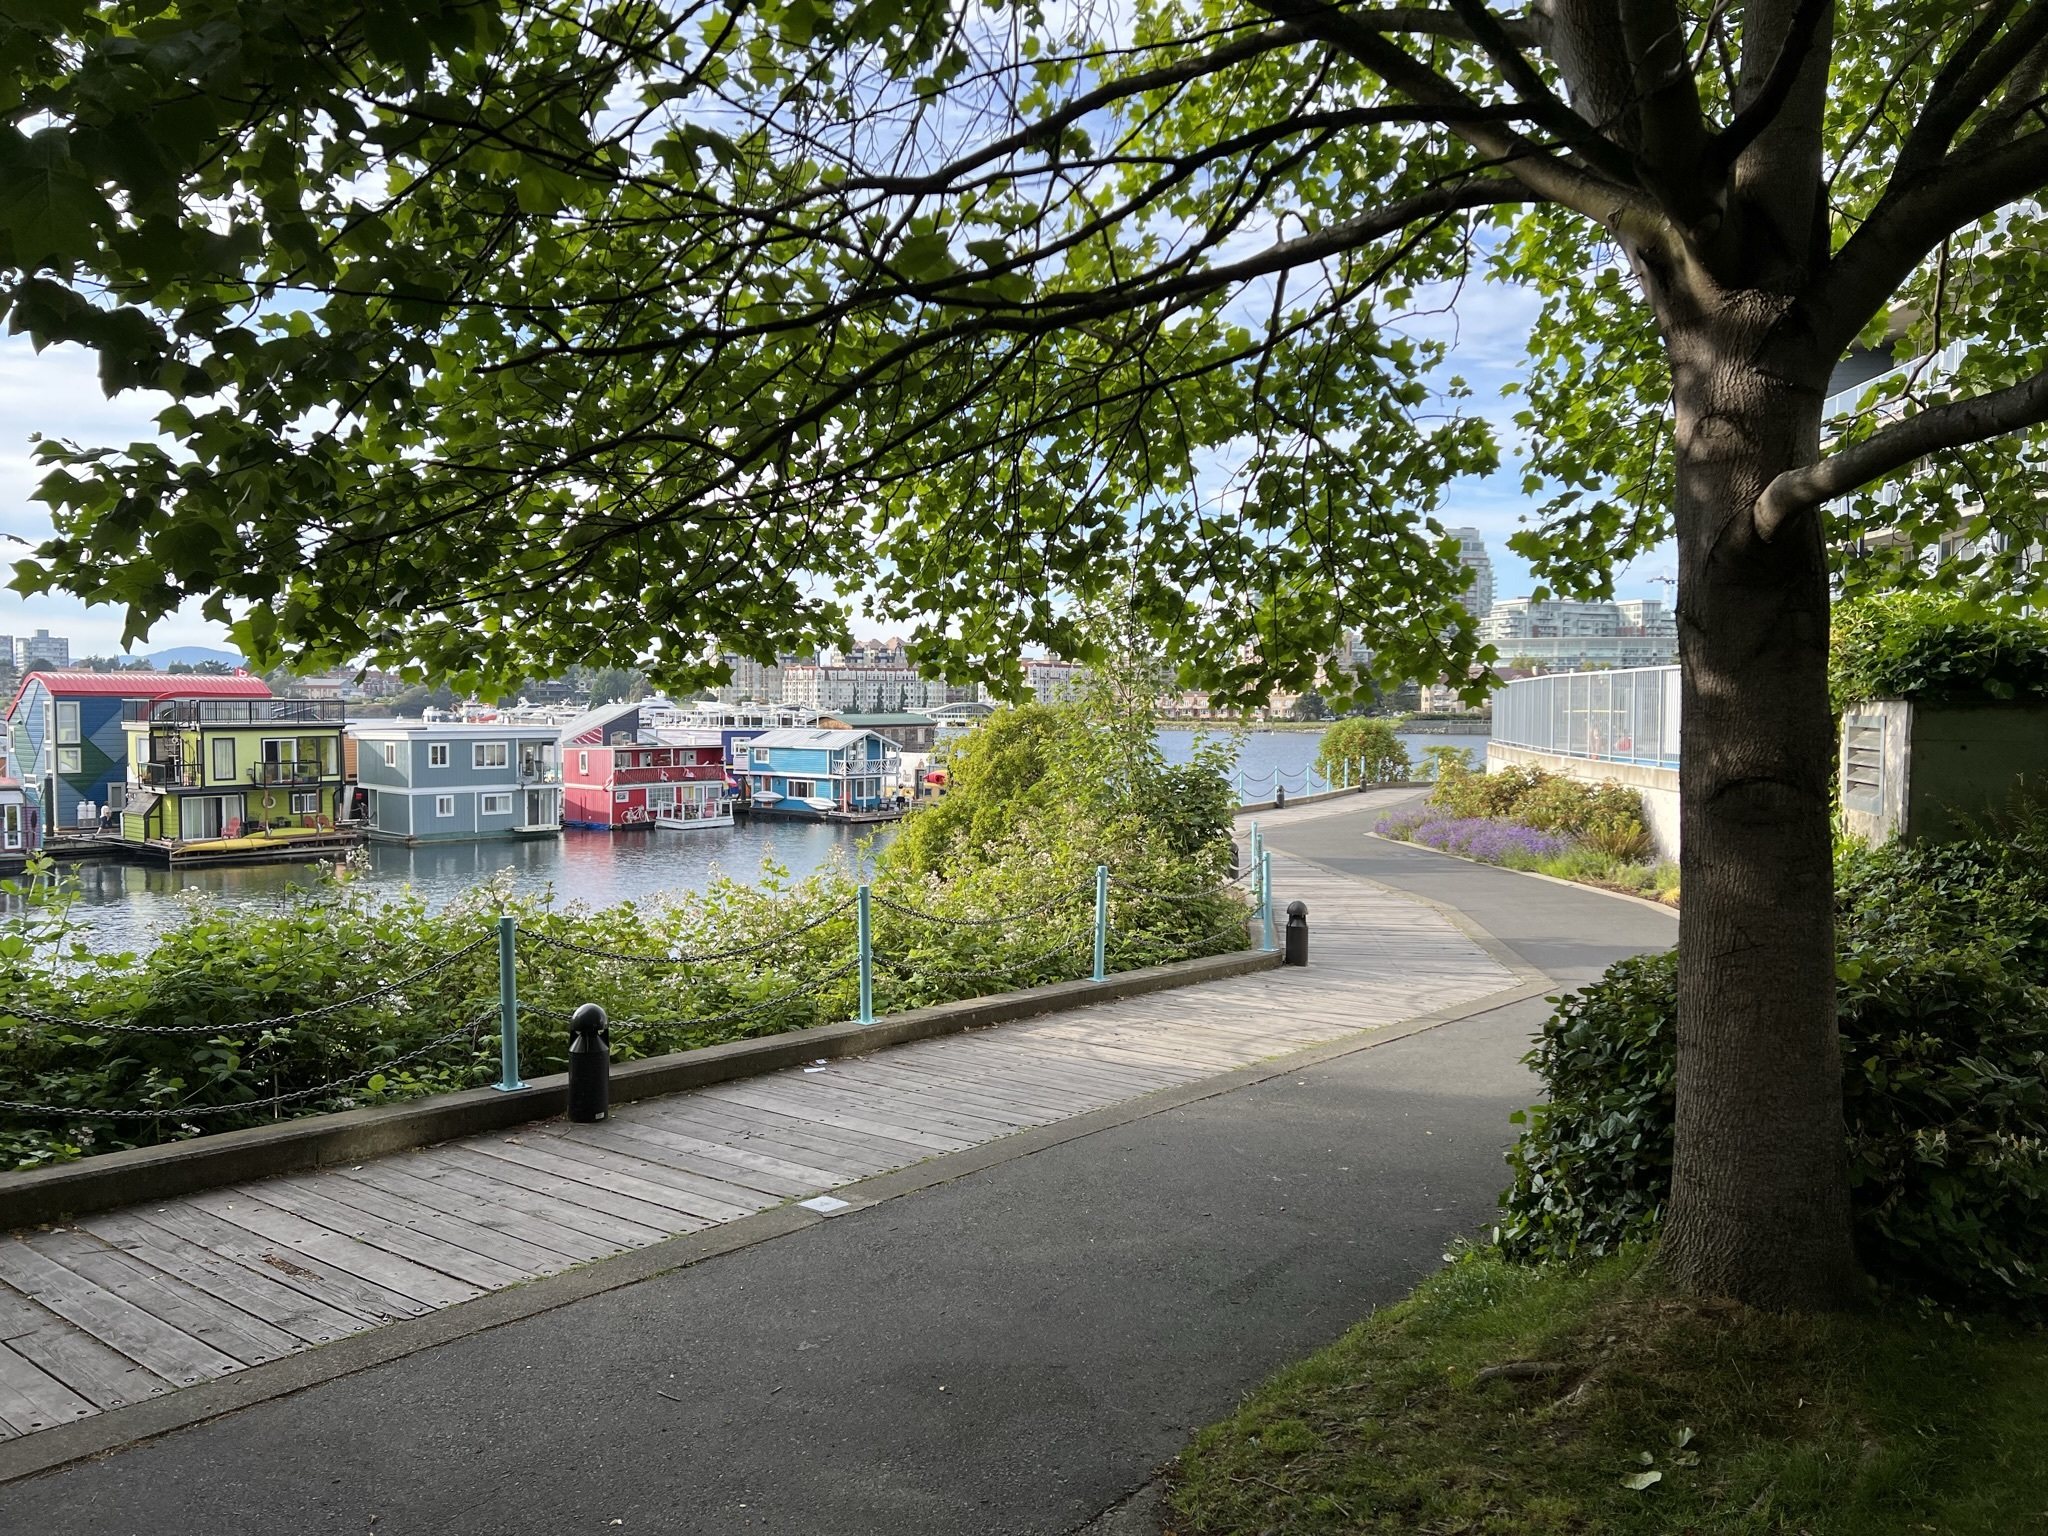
559, 703, 730, 830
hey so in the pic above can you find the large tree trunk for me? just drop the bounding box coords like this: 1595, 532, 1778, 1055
1657, 307, 1862, 1310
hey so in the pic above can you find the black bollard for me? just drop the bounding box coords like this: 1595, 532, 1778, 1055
1283, 900, 1309, 966
567, 1003, 611, 1122
1274, 784, 1287, 809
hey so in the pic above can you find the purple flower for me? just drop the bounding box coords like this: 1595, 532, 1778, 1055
1380, 813, 1567, 864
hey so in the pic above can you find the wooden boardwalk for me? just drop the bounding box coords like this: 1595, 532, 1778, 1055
0, 853, 1520, 1442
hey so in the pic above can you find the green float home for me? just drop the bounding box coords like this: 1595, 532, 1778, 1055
119, 696, 357, 864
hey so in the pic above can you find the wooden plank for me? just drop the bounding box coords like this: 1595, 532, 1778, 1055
759, 1070, 1052, 1132
430, 1145, 699, 1234
184, 1190, 480, 1310
605, 1111, 854, 1189
395, 1150, 674, 1250
0, 1340, 94, 1436
0, 1286, 168, 1411
534, 1124, 782, 1213
337, 1161, 625, 1266
0, 1238, 242, 1388
80, 1210, 373, 1343
275, 1173, 580, 1277
466, 1138, 757, 1224
638, 1099, 910, 1172
24, 1229, 303, 1369
697, 1082, 979, 1151
251, 1179, 541, 1291
566, 1121, 830, 1200
819, 1060, 1093, 1120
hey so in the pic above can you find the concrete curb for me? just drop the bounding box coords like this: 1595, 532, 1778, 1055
0, 964, 1547, 1488
1231, 781, 1427, 814
0, 948, 1280, 1229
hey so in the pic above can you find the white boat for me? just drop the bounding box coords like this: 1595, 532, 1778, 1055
655, 810, 733, 830
801, 795, 839, 812
751, 789, 785, 804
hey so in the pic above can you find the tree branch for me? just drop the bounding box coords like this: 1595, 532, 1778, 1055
1251, 0, 1649, 218
1755, 365, 2048, 540
1702, 0, 1828, 174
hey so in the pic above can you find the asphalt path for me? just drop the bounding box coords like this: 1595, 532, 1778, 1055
2, 801, 1675, 1535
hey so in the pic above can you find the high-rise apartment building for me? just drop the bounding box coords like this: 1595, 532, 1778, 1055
1443, 527, 1495, 619
1481, 597, 1677, 670
15, 630, 69, 669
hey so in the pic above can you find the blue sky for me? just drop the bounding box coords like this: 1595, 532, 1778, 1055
0, 270, 1675, 661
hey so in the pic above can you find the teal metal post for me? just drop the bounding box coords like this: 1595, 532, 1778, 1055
1260, 851, 1275, 952
857, 885, 874, 1025
1092, 864, 1109, 982
494, 914, 524, 1091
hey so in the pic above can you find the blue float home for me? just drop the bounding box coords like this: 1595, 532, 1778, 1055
349, 722, 564, 843
7, 671, 274, 835
738, 728, 901, 816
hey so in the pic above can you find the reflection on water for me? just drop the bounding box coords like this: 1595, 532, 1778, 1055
56, 727, 1486, 953
59, 821, 888, 954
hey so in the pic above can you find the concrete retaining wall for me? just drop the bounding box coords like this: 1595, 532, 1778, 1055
0, 947, 1280, 1229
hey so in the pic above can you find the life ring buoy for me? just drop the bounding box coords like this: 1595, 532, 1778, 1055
261, 791, 278, 812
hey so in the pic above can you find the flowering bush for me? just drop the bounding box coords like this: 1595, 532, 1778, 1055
1375, 812, 1568, 864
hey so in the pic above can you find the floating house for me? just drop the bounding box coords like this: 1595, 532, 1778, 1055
8, 671, 273, 834
0, 777, 40, 866
119, 696, 355, 863
738, 728, 901, 817
561, 711, 728, 829
349, 722, 564, 843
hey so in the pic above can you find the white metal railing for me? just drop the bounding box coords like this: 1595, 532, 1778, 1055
1491, 666, 1680, 770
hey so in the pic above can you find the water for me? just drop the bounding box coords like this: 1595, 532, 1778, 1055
57, 821, 885, 955
54, 726, 1487, 952
1157, 727, 1487, 792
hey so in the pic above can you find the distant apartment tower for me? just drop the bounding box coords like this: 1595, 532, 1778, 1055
1444, 528, 1494, 619
1481, 597, 1677, 670
714, 654, 792, 705
1025, 659, 1088, 703
780, 663, 977, 714
15, 630, 69, 670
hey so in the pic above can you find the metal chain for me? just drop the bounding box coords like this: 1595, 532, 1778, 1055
522, 955, 863, 1034
0, 936, 498, 1038
875, 927, 1093, 982
1127, 922, 1255, 962
867, 887, 1088, 928
0, 1011, 492, 1121
514, 897, 857, 967
1107, 877, 1243, 904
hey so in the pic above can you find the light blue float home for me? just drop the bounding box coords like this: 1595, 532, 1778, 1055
348, 721, 564, 843
739, 728, 901, 816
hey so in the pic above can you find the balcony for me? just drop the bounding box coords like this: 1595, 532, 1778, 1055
247, 762, 332, 786
140, 761, 198, 788
125, 698, 349, 725
518, 761, 561, 784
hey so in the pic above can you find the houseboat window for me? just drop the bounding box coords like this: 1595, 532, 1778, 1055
382, 742, 398, 767
647, 786, 676, 809
428, 742, 450, 767
3, 804, 19, 849
578, 751, 589, 775
787, 779, 815, 798
481, 793, 513, 815
474, 742, 509, 769
55, 702, 79, 745
212, 738, 236, 781
435, 795, 455, 817
290, 792, 321, 814
614, 790, 631, 802
56, 747, 81, 773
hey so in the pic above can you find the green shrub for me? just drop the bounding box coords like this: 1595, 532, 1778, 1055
1313, 716, 1411, 784
1832, 593, 2048, 712
1501, 824, 2048, 1311
1429, 762, 1650, 849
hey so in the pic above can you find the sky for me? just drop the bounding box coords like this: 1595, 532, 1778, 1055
0, 271, 1675, 665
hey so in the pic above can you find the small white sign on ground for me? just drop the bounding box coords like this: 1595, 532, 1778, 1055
798, 1195, 851, 1213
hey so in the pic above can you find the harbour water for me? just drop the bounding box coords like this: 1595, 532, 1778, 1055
47, 727, 1485, 952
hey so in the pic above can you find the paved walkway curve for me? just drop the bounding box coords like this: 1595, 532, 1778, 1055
0, 795, 1676, 1532
0, 839, 1519, 1451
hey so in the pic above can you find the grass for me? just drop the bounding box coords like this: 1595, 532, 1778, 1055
1527, 845, 1681, 906
1166, 1247, 2048, 1535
